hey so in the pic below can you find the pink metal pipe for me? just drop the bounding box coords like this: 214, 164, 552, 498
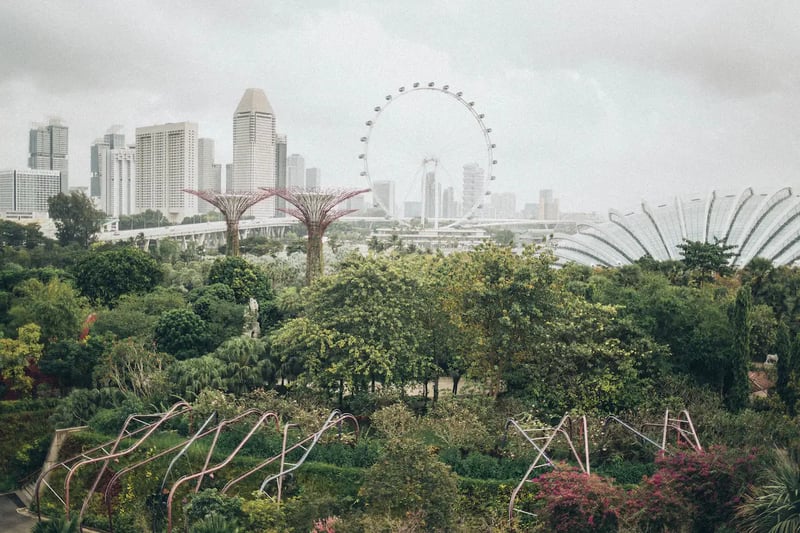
220, 412, 359, 495
165, 412, 280, 533
35, 403, 191, 522
67, 402, 192, 523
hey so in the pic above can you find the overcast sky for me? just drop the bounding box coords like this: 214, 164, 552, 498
2, 1, 799, 213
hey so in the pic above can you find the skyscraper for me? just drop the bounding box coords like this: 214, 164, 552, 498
29, 119, 69, 192
372, 180, 395, 216
275, 134, 287, 215
538, 189, 559, 219
462, 163, 484, 217
135, 122, 198, 222
225, 163, 233, 192
101, 147, 136, 218
232, 88, 276, 217
305, 167, 321, 188
197, 138, 220, 214
287, 153, 305, 188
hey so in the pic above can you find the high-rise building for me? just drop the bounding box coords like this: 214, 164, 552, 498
275, 134, 287, 215
441, 186, 458, 218
225, 163, 234, 192
372, 180, 395, 216
0, 169, 63, 216
135, 122, 198, 223
91, 127, 129, 209
29, 120, 69, 192
490, 192, 517, 219
462, 163, 484, 217
232, 88, 276, 217
287, 153, 305, 188
305, 167, 321, 188
197, 138, 220, 214
346, 195, 365, 212
538, 189, 559, 220
101, 147, 136, 218
423, 171, 438, 222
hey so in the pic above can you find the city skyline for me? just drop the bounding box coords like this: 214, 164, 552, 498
1, 3, 800, 214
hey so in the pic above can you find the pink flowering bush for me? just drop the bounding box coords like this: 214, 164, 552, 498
533, 469, 623, 532
625, 446, 759, 532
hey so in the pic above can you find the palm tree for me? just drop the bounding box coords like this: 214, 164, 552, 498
737, 448, 800, 532
32, 516, 80, 533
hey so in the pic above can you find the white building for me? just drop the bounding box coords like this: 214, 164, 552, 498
232, 88, 276, 217
29, 120, 69, 192
0, 169, 63, 217
287, 153, 305, 188
305, 167, 321, 188
462, 163, 484, 217
100, 147, 136, 218
372, 180, 395, 216
135, 122, 198, 223
197, 138, 220, 214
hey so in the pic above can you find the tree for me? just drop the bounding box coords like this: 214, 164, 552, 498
154, 308, 212, 359
93, 338, 172, 401
0, 323, 44, 395
360, 431, 459, 530
727, 286, 752, 411
0, 219, 46, 248
677, 238, 736, 285
47, 191, 106, 247
775, 322, 798, 414
73, 247, 163, 306
444, 243, 558, 397
8, 278, 87, 343
207, 256, 273, 304
92, 288, 187, 340
737, 449, 800, 532
212, 337, 275, 394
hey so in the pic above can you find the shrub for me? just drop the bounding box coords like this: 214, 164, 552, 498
532, 469, 622, 532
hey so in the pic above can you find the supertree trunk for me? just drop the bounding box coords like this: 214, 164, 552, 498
228, 220, 241, 257
264, 187, 370, 284
306, 226, 323, 284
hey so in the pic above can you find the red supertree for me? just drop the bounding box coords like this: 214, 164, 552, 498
264, 187, 369, 284
182, 190, 275, 256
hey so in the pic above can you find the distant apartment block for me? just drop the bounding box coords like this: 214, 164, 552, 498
539, 189, 559, 219
135, 122, 198, 223
101, 147, 136, 218
0, 169, 63, 217
462, 163, 484, 216
372, 179, 395, 216
197, 138, 220, 213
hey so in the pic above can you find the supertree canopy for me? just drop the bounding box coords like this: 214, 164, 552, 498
265, 187, 370, 284
182, 190, 275, 256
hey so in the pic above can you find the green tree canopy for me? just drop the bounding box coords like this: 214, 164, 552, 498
73, 246, 163, 306
9, 277, 87, 343
0, 323, 43, 395
47, 191, 106, 247
677, 238, 736, 285
154, 308, 212, 359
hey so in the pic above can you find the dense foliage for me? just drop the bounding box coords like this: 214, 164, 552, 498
4, 215, 800, 531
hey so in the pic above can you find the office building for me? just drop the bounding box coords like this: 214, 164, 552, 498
135, 122, 198, 222
372, 180, 395, 216
305, 167, 321, 188
29, 120, 69, 192
539, 189, 559, 220
232, 88, 276, 217
225, 163, 234, 192
491, 192, 517, 219
0, 169, 63, 216
287, 153, 305, 188
462, 163, 484, 216
275, 134, 287, 214
197, 138, 220, 213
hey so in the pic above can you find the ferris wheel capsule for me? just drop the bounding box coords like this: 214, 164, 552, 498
413, 82, 420, 88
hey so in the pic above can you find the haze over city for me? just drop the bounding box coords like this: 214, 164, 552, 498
2, 1, 800, 213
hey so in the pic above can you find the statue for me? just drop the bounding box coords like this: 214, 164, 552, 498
243, 297, 261, 338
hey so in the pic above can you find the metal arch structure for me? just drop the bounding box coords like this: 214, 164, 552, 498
506, 414, 591, 523
34, 401, 193, 525
507, 410, 703, 524
220, 410, 359, 500
165, 411, 282, 533
359, 82, 497, 228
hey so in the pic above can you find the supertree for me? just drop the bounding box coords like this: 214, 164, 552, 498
182, 190, 275, 256
265, 187, 369, 284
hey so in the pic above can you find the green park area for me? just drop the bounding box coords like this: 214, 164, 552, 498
2, 209, 800, 532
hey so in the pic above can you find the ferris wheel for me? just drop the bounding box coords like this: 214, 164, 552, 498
359, 82, 496, 228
